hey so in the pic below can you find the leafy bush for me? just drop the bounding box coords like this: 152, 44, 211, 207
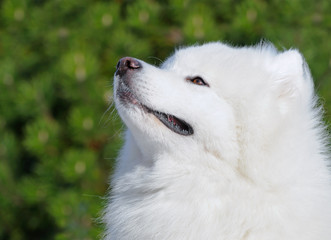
0, 0, 330, 239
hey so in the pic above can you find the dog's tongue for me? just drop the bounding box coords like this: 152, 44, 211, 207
167, 115, 177, 125
169, 115, 185, 127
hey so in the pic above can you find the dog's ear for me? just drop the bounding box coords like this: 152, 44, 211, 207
272, 49, 313, 99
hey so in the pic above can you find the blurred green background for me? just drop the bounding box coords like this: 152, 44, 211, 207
0, 0, 330, 239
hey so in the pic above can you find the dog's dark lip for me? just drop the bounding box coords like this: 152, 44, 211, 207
116, 84, 194, 136
144, 106, 194, 136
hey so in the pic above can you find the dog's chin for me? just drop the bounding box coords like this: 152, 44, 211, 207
116, 85, 194, 136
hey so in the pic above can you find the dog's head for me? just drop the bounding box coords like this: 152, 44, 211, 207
113, 42, 313, 164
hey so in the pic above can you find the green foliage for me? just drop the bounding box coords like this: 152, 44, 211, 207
0, 0, 330, 239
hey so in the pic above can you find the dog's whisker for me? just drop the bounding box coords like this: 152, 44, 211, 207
147, 56, 163, 66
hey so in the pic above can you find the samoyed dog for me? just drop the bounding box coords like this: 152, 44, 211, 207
104, 42, 331, 240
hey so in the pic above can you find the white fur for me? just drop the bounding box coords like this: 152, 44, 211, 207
104, 42, 331, 239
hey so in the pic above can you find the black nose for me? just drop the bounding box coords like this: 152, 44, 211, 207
116, 57, 142, 77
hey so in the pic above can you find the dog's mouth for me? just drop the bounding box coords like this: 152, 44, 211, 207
145, 107, 194, 136
117, 84, 194, 136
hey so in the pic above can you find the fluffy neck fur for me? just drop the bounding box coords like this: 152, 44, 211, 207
104, 108, 331, 240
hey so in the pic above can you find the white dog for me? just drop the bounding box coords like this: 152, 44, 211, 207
104, 42, 331, 240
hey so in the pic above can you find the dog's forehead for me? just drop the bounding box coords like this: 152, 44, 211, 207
164, 42, 279, 70
161, 43, 236, 79
162, 43, 235, 71
176, 44, 227, 63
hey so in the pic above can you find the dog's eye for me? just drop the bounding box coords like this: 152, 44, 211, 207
187, 77, 209, 87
